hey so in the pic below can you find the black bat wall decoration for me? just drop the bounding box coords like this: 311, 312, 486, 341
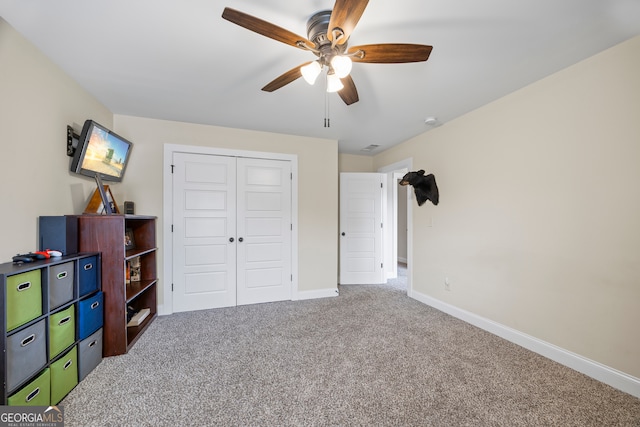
399, 170, 439, 206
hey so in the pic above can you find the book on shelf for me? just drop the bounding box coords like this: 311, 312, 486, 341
127, 308, 151, 327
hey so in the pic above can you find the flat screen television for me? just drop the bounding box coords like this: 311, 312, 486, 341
70, 120, 133, 182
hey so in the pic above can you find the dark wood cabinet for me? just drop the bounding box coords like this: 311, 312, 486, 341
78, 214, 157, 356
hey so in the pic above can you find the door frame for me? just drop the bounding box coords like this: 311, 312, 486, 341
162, 143, 298, 315
378, 158, 413, 296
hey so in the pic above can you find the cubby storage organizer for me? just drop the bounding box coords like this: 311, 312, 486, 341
0, 253, 103, 405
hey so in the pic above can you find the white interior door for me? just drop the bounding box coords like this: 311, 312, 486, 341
236, 158, 292, 305
172, 153, 237, 311
172, 153, 292, 312
339, 173, 386, 284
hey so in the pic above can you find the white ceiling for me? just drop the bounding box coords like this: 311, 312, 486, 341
2, 0, 639, 154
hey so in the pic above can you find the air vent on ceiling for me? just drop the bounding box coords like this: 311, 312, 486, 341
360, 144, 380, 152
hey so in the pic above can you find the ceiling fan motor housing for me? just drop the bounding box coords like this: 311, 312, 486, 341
306, 10, 347, 66
307, 11, 332, 46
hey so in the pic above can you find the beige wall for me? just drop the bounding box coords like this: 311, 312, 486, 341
0, 18, 112, 260
113, 115, 339, 307
374, 35, 640, 378
338, 153, 374, 172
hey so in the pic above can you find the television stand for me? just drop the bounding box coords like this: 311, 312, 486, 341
84, 173, 121, 214
93, 173, 112, 214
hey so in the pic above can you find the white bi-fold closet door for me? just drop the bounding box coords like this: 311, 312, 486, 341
172, 153, 292, 312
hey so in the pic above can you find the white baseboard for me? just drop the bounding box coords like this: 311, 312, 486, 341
156, 289, 339, 316
294, 287, 339, 301
156, 304, 168, 316
411, 290, 640, 399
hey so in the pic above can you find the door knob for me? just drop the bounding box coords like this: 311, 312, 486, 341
341, 232, 345, 236
238, 237, 244, 242
229, 237, 234, 242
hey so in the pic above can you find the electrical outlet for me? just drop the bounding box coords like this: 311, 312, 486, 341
444, 277, 451, 291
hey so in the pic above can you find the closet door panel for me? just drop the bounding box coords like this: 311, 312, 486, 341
172, 153, 237, 311
236, 158, 292, 305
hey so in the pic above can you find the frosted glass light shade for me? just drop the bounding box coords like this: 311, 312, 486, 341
331, 55, 352, 78
326, 73, 344, 92
301, 61, 322, 85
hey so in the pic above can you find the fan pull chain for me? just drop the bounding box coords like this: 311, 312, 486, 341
324, 81, 330, 128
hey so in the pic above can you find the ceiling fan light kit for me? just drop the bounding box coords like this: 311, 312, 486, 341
326, 72, 344, 92
301, 61, 322, 85
221, 0, 433, 106
330, 55, 353, 78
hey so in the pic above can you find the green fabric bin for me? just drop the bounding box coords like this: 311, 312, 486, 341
6, 269, 42, 331
50, 346, 78, 404
49, 305, 75, 359
8, 368, 50, 406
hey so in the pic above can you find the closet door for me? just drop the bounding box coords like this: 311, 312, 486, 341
236, 158, 292, 305
172, 153, 293, 312
172, 153, 237, 311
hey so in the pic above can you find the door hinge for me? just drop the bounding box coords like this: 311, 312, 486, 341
291, 274, 293, 282
381, 223, 383, 228
381, 263, 384, 269
291, 223, 293, 231
171, 283, 174, 291
290, 172, 293, 180
171, 164, 175, 173
171, 224, 173, 232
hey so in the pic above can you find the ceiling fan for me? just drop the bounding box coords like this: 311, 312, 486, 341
221, 0, 433, 106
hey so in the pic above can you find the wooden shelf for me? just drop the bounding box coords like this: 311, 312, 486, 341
125, 247, 157, 260
126, 279, 157, 303
78, 214, 158, 356
126, 312, 157, 350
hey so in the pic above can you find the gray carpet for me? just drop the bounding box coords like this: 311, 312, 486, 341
62, 273, 640, 426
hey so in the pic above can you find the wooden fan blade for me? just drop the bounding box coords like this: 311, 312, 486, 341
338, 75, 359, 105
327, 0, 369, 46
261, 62, 311, 92
348, 44, 433, 63
222, 8, 314, 50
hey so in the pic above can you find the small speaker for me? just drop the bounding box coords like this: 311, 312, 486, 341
39, 216, 78, 255
124, 201, 135, 215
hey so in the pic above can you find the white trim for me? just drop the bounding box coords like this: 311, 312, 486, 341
162, 143, 299, 315
384, 173, 397, 280
294, 288, 340, 301
411, 289, 640, 399
156, 304, 166, 316
161, 146, 174, 316
377, 158, 412, 295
